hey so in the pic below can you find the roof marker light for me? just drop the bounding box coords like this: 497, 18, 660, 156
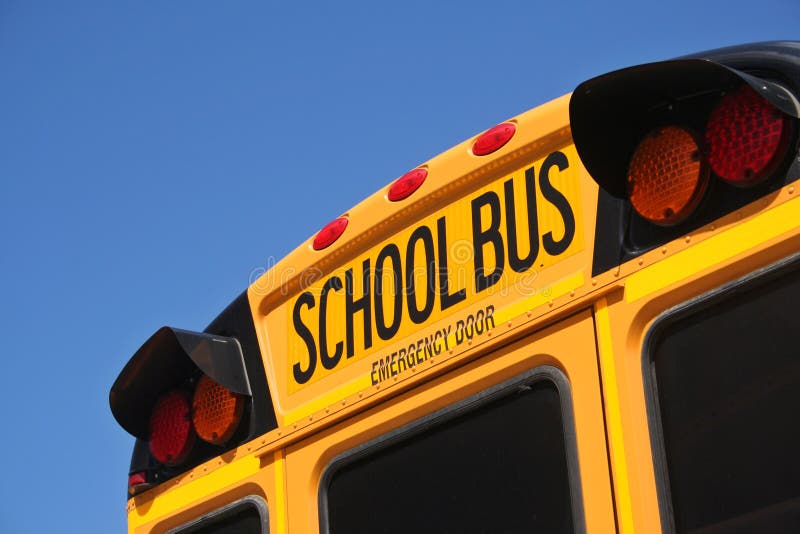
706, 85, 792, 186
472, 122, 516, 156
313, 217, 348, 250
388, 168, 428, 202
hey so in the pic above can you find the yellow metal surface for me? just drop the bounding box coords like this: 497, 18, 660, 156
247, 94, 605, 426
127, 451, 277, 533
594, 297, 635, 534
284, 311, 615, 533
626, 193, 800, 302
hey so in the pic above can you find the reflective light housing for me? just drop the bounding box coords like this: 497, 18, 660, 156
313, 217, 348, 250
627, 126, 709, 226
472, 123, 516, 156
192, 375, 245, 445
706, 85, 792, 186
149, 390, 195, 466
388, 168, 427, 201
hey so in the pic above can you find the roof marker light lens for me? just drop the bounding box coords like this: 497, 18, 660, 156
627, 126, 709, 226
388, 168, 428, 201
706, 85, 792, 186
192, 375, 245, 445
148, 390, 195, 466
313, 217, 348, 250
472, 122, 516, 156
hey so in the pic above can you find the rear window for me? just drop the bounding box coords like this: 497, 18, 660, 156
647, 259, 800, 533
167, 496, 268, 534
321, 367, 581, 533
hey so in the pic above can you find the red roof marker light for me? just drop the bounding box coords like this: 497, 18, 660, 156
388, 168, 428, 201
472, 122, 516, 156
313, 217, 349, 250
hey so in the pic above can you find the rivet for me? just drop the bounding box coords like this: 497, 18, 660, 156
342, 400, 347, 406
467, 340, 472, 345
277, 430, 282, 436
638, 258, 644, 266
393, 376, 398, 382
308, 415, 313, 422
569, 290, 575, 297
790, 186, 795, 194
661, 247, 668, 254
526, 310, 532, 317
685, 236, 691, 243
591, 279, 597, 286
358, 392, 363, 398
507, 321, 512, 328
430, 358, 435, 364
325, 407, 330, 413
614, 268, 620, 277
710, 224, 716, 231
487, 331, 492, 337
293, 424, 297, 429
548, 301, 554, 307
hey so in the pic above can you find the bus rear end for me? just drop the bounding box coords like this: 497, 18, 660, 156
110, 41, 800, 533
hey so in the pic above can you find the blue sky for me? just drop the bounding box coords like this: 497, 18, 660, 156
1, 1, 797, 532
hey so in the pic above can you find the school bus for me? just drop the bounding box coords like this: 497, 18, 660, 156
110, 41, 800, 533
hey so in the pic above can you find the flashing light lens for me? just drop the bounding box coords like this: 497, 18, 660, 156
472, 123, 516, 156
192, 375, 245, 445
628, 126, 709, 226
148, 390, 194, 466
706, 85, 791, 186
313, 217, 348, 250
388, 168, 428, 201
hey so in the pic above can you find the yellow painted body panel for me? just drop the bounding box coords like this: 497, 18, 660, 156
284, 311, 615, 533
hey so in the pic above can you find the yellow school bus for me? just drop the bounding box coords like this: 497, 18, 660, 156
110, 41, 800, 533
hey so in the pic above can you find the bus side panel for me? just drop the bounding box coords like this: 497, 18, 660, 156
284, 310, 615, 534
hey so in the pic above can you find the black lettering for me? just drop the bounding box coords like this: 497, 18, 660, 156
485, 304, 496, 330
406, 226, 436, 324
345, 260, 373, 358
471, 192, 505, 292
292, 292, 317, 384
319, 276, 343, 370
437, 217, 466, 310
539, 151, 575, 256
505, 169, 540, 272
374, 244, 403, 340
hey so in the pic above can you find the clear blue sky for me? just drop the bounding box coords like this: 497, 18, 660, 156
1, 1, 797, 532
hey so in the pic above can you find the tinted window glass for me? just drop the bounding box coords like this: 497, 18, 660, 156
324, 377, 575, 533
169, 498, 267, 534
651, 265, 800, 533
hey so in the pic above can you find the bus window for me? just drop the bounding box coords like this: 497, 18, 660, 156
646, 256, 800, 533
321, 367, 579, 534
166, 495, 269, 534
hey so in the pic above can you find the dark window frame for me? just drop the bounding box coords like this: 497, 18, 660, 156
642, 252, 800, 533
165, 494, 270, 534
318, 364, 586, 534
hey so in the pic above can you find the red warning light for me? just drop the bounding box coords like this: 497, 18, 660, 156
313, 217, 349, 250
472, 123, 516, 156
388, 168, 428, 201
